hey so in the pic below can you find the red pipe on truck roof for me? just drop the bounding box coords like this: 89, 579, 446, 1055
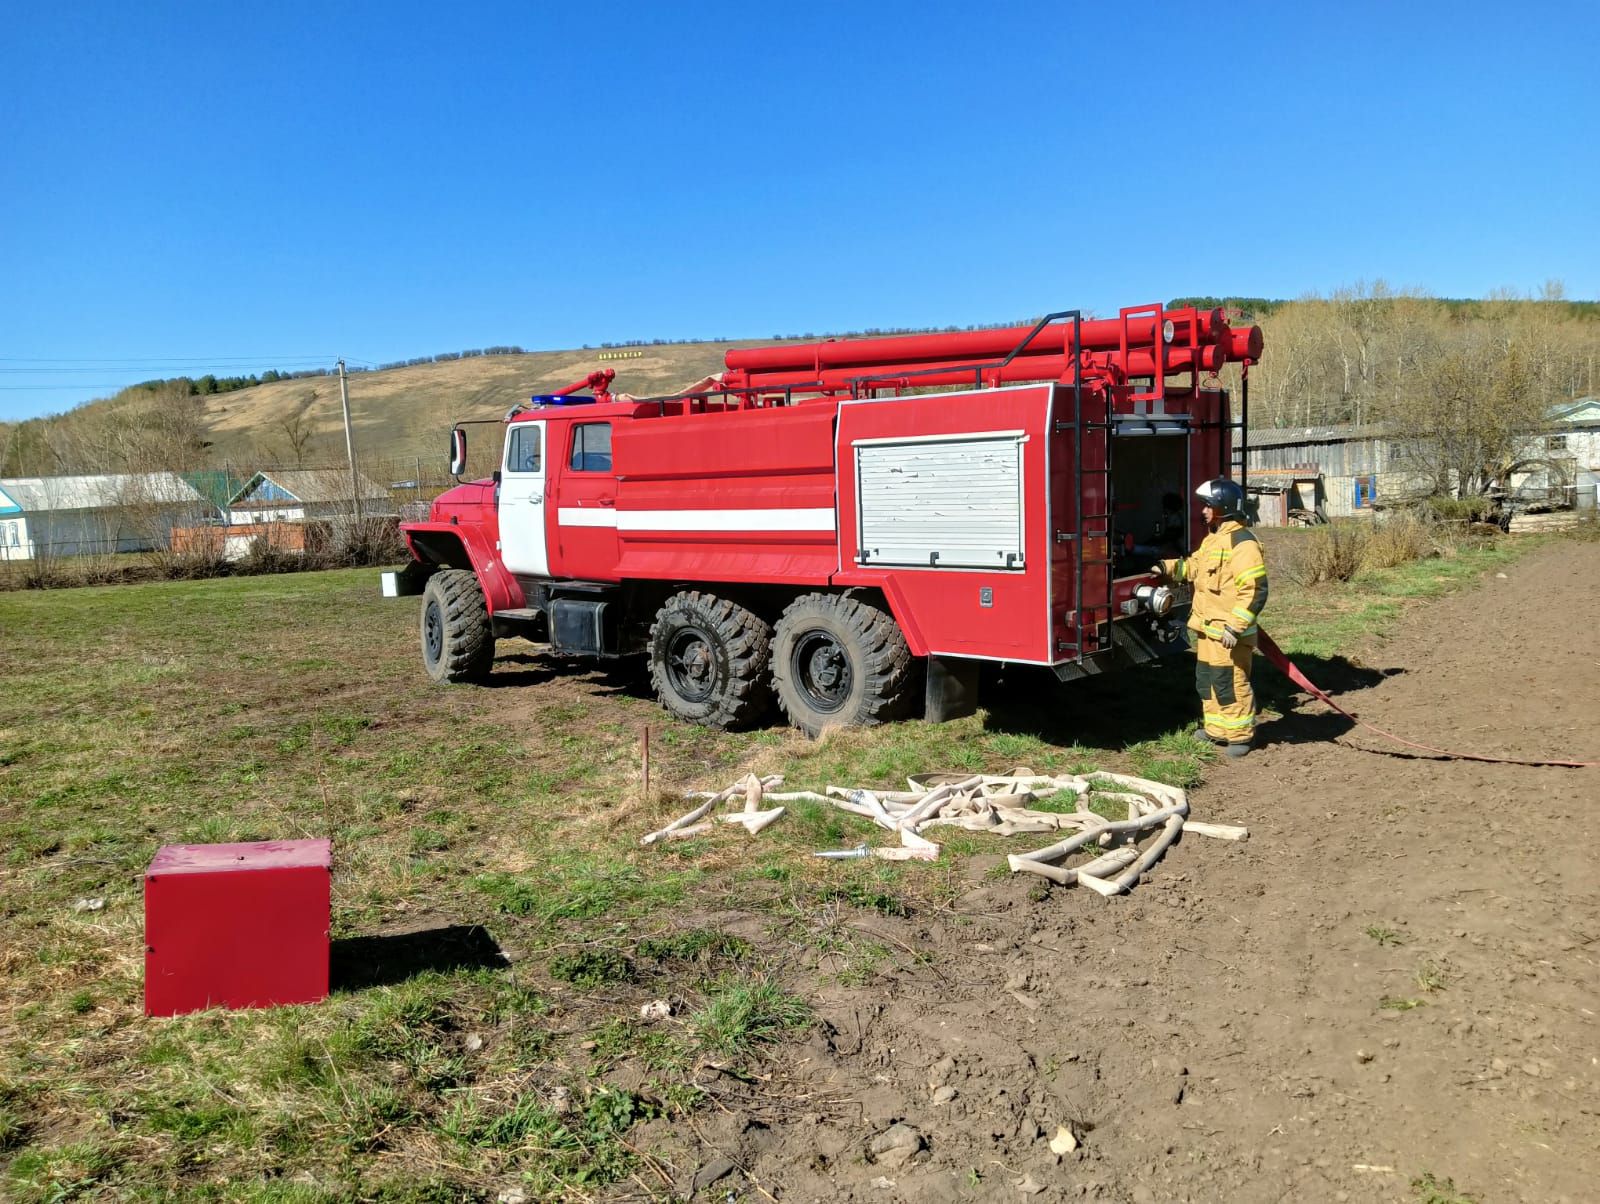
723, 308, 1231, 376
722, 344, 1230, 396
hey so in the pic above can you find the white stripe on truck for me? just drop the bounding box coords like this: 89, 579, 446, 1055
556, 507, 835, 533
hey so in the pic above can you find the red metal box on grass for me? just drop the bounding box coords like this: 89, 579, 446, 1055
144, 839, 332, 1017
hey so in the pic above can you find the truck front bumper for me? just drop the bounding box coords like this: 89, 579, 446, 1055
379, 561, 435, 598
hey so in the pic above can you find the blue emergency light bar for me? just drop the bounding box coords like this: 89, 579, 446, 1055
530, 394, 597, 406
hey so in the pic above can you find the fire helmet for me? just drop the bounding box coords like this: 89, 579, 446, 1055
1195, 477, 1245, 517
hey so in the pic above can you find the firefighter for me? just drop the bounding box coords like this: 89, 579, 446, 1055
1150, 478, 1267, 759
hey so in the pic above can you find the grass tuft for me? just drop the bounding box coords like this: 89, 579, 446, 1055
1412, 1170, 1479, 1204
1380, 996, 1425, 1011
816, 880, 912, 917
441, 1085, 640, 1190
549, 948, 635, 989
475, 855, 697, 927
1123, 731, 1213, 789
0, 1084, 30, 1154
1415, 959, 1448, 993
692, 976, 812, 1059
636, 928, 751, 968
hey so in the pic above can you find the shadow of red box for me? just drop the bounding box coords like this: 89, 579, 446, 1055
145, 839, 331, 1017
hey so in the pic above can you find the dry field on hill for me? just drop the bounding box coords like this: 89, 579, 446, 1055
200, 340, 780, 467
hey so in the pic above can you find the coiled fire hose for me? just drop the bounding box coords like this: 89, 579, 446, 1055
1256, 631, 1599, 769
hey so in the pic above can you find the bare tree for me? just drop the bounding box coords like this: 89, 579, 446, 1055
1386, 338, 1551, 498
278, 402, 316, 467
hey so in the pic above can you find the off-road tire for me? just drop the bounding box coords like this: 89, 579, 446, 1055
421, 569, 495, 684
771, 591, 916, 737
647, 591, 773, 729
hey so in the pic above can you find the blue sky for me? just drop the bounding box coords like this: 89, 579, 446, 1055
2, 1, 1596, 421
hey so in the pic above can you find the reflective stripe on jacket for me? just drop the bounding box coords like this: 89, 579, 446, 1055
1160, 519, 1268, 640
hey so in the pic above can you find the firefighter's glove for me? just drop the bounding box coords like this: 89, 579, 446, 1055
1148, 564, 1168, 582
1216, 627, 1240, 650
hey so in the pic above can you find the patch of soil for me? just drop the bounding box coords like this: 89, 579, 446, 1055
665, 542, 1600, 1202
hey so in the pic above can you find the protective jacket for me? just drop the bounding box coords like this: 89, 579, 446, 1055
1160, 519, 1268, 641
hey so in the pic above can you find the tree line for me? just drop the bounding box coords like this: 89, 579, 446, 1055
4, 293, 1596, 496
1234, 284, 1597, 429
1, 382, 212, 477
1232, 284, 1598, 498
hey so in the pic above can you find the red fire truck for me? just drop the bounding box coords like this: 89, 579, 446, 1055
383, 305, 1261, 734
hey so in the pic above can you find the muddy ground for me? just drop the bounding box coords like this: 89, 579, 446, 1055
638, 540, 1600, 1203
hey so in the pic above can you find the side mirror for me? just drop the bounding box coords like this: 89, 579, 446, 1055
449, 428, 467, 476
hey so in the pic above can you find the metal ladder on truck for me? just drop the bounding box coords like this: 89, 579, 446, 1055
1056, 303, 1177, 666
1052, 310, 1118, 666
1227, 367, 1250, 502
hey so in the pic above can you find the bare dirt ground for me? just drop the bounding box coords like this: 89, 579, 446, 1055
644, 540, 1600, 1203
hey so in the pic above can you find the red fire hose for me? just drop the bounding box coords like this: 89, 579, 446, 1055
1256, 632, 1599, 769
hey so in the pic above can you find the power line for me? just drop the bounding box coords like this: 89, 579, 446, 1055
0, 366, 337, 375
0, 383, 220, 391
0, 355, 341, 364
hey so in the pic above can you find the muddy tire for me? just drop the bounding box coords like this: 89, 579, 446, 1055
421, 569, 495, 684
648, 591, 773, 729
771, 591, 916, 737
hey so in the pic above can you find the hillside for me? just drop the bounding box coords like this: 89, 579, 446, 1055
199, 339, 774, 468
0, 338, 791, 478
6, 291, 1596, 480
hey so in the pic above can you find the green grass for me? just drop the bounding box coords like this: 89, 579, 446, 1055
439, 1084, 641, 1193
636, 927, 751, 967
0, 529, 1561, 1198
1262, 528, 1536, 660
775, 895, 901, 986
475, 853, 700, 926
690, 976, 812, 1059
1380, 996, 1425, 1011
549, 947, 634, 989
1415, 959, 1449, 993
1412, 1170, 1479, 1204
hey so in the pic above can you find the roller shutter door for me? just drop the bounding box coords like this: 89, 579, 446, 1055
854, 433, 1025, 569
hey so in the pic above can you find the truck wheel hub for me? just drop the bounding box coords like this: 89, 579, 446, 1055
794, 632, 852, 711
666, 628, 716, 702
424, 602, 444, 661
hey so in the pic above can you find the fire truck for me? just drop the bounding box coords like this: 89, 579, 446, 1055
383, 305, 1261, 735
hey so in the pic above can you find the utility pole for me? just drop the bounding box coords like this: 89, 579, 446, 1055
338, 359, 362, 522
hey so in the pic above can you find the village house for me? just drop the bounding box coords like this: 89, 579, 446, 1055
226, 469, 393, 525
0, 473, 212, 561
1243, 399, 1600, 524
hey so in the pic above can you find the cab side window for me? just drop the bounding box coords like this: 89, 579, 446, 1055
507, 425, 541, 473
569, 422, 612, 473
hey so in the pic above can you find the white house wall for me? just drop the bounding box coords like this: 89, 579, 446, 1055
4, 508, 193, 560
0, 516, 33, 561
230, 506, 308, 524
